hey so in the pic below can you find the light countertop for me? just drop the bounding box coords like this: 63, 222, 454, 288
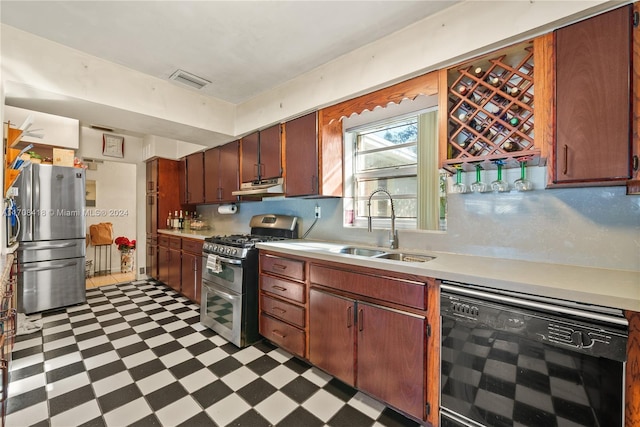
255, 240, 640, 312
157, 229, 211, 240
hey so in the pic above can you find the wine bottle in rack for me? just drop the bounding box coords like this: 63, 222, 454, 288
487, 75, 501, 87
502, 139, 520, 152
507, 86, 520, 97
473, 67, 484, 78
458, 112, 469, 122
457, 84, 470, 96
508, 115, 520, 127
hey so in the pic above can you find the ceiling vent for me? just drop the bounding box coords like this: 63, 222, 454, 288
169, 69, 210, 90
91, 124, 114, 132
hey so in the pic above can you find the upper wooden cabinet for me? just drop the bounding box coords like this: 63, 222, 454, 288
240, 124, 282, 182
550, 5, 633, 186
184, 152, 205, 204
284, 112, 319, 197
146, 158, 180, 232
204, 140, 239, 204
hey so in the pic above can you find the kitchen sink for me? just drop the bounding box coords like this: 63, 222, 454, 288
335, 246, 387, 257
375, 253, 435, 263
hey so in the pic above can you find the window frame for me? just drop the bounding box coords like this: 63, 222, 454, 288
343, 104, 439, 231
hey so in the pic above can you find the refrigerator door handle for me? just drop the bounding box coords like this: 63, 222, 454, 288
19, 241, 79, 250
21, 260, 78, 272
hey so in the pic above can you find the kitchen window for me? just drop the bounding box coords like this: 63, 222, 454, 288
344, 98, 444, 231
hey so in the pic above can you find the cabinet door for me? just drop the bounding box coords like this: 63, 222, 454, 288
285, 112, 318, 197
178, 158, 187, 205
555, 5, 632, 183
259, 124, 282, 180
146, 193, 157, 235
168, 248, 181, 293
157, 159, 180, 229
204, 147, 220, 203
357, 302, 425, 420
186, 152, 205, 204
146, 159, 158, 192
309, 289, 355, 385
219, 141, 239, 202
181, 251, 196, 302
241, 132, 259, 182
146, 236, 158, 279
158, 245, 170, 284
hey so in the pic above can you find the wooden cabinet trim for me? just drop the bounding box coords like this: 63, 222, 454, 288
260, 313, 305, 357
260, 253, 305, 282
309, 263, 427, 310
261, 275, 306, 304
260, 294, 305, 328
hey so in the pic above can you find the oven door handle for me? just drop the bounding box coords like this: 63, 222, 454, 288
204, 254, 243, 266
217, 256, 243, 265
209, 287, 239, 301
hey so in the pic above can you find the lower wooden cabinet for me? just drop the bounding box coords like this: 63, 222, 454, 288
259, 253, 307, 358
309, 287, 426, 420
181, 239, 203, 304
309, 289, 355, 384
259, 250, 434, 424
157, 234, 203, 303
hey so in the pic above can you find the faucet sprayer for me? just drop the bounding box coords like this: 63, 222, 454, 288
367, 188, 398, 249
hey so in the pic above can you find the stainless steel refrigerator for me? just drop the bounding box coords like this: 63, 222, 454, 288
13, 163, 86, 314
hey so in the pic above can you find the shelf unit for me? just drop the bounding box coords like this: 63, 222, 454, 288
443, 42, 542, 172
4, 123, 23, 196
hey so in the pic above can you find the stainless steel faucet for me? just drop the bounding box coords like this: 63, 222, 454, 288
367, 188, 398, 249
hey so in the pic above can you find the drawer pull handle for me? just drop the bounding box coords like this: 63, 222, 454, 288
272, 329, 286, 339
563, 144, 568, 175
272, 286, 287, 292
272, 264, 288, 270
358, 308, 364, 332
347, 306, 353, 328
273, 307, 287, 314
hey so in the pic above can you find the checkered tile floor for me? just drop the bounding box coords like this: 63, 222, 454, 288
7, 280, 420, 427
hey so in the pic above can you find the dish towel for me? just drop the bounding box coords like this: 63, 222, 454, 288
206, 254, 222, 273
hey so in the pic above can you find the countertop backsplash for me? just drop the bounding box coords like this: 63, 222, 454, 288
194, 174, 640, 272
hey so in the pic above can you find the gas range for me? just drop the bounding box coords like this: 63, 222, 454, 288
200, 214, 299, 348
202, 214, 299, 260
203, 234, 287, 259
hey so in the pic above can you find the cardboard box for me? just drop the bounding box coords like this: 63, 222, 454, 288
53, 148, 75, 167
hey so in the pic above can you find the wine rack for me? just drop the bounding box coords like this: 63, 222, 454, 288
443, 43, 542, 171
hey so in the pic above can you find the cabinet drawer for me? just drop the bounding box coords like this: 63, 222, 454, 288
158, 236, 170, 247
261, 254, 305, 281
260, 313, 305, 357
310, 264, 426, 310
182, 238, 204, 254
260, 294, 305, 328
169, 237, 182, 250
261, 275, 305, 304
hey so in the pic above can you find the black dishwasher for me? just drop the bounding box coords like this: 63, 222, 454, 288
440, 281, 628, 427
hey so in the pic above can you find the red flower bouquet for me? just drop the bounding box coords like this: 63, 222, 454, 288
114, 236, 136, 252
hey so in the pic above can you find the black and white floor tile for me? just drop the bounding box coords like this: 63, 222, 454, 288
7, 280, 420, 427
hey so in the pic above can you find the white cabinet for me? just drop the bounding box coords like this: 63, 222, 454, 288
4, 105, 79, 149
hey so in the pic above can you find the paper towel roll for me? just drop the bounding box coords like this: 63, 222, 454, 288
218, 204, 237, 215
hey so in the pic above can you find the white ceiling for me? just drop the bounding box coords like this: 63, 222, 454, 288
1, 1, 456, 105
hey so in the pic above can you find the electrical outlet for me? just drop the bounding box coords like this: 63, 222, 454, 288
314, 206, 321, 219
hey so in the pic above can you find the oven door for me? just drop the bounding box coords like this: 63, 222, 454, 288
200, 279, 243, 347
201, 253, 243, 294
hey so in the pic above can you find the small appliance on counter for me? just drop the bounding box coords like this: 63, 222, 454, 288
13, 163, 86, 314
200, 214, 298, 347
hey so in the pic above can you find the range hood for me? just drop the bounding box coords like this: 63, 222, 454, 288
232, 177, 284, 196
